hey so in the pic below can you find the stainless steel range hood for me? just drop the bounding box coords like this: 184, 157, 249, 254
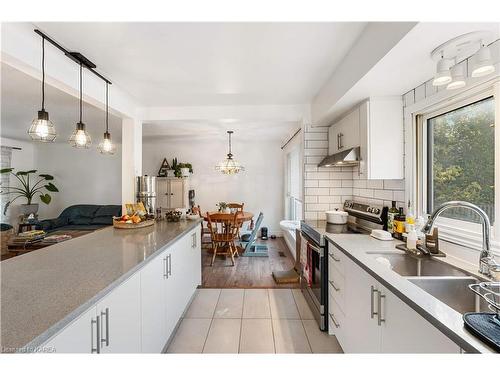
318, 147, 360, 167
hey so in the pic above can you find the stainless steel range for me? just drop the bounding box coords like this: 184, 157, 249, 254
300, 200, 388, 331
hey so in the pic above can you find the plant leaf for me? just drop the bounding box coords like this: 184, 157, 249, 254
40, 194, 51, 204
0, 168, 14, 174
39, 174, 54, 180
44, 183, 59, 192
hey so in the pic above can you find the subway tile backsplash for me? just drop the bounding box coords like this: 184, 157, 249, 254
303, 124, 405, 220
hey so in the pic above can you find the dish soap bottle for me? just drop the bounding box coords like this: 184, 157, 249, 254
407, 225, 418, 251
405, 200, 415, 233
393, 207, 406, 240
387, 201, 398, 234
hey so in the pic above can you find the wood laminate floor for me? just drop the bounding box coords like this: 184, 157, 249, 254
201, 237, 300, 289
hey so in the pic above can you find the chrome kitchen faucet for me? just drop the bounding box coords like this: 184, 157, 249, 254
423, 201, 500, 277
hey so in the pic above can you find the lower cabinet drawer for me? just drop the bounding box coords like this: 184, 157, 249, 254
328, 297, 345, 345
328, 245, 346, 277
328, 269, 345, 308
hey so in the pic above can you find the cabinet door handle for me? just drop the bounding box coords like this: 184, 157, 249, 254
339, 133, 344, 149
192, 232, 197, 248
91, 316, 100, 354
100, 308, 109, 347
328, 252, 340, 262
337, 133, 341, 149
163, 257, 167, 279
370, 286, 378, 319
168, 254, 172, 277
329, 313, 340, 328
329, 280, 340, 292
377, 291, 386, 326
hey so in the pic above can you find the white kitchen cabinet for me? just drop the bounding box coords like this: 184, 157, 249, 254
43, 306, 97, 353
140, 249, 169, 353
358, 97, 404, 179
328, 107, 360, 154
378, 285, 459, 353
97, 273, 142, 353
331, 242, 460, 353
156, 177, 189, 210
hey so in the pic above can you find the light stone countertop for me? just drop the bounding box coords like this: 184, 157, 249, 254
0, 218, 202, 352
325, 233, 496, 353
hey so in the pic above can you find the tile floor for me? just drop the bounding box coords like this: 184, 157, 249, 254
167, 288, 344, 354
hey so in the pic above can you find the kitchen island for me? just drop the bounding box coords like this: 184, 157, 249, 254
1, 218, 202, 353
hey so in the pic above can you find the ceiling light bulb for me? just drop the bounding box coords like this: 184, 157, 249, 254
472, 44, 495, 78
75, 130, 87, 146
446, 64, 466, 90
69, 122, 91, 148
433, 56, 452, 86
98, 132, 116, 155
28, 110, 57, 142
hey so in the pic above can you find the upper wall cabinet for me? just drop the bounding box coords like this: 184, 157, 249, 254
328, 107, 360, 154
358, 98, 404, 180
328, 97, 403, 180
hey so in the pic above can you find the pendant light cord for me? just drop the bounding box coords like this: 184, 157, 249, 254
79, 62, 83, 123
106, 82, 109, 133
41, 37, 45, 111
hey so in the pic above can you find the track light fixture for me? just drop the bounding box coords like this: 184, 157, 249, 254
472, 42, 495, 78
432, 53, 452, 86
98, 82, 116, 155
69, 63, 92, 148
447, 62, 466, 90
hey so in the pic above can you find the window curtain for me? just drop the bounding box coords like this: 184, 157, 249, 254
0, 146, 13, 223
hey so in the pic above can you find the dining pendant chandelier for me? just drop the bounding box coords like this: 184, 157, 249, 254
98, 82, 116, 155
69, 63, 92, 148
28, 36, 57, 142
215, 130, 245, 175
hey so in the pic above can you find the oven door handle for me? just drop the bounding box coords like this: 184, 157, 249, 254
300, 232, 324, 256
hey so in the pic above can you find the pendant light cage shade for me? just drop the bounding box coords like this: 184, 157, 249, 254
472, 44, 496, 78
69, 122, 92, 148
30, 36, 57, 142
28, 110, 57, 142
215, 131, 245, 175
98, 132, 116, 154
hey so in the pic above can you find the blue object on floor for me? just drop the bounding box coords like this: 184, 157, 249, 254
240, 212, 268, 257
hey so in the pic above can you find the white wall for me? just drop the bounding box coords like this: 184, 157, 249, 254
143, 137, 284, 235
0, 137, 36, 225
35, 143, 122, 219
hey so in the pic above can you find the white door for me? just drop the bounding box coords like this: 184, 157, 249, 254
169, 179, 184, 209
141, 251, 168, 353
379, 286, 459, 353
343, 257, 381, 353
156, 178, 169, 210
43, 306, 97, 353
97, 273, 142, 353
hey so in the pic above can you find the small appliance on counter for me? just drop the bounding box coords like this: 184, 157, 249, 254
136, 175, 156, 214
260, 227, 268, 240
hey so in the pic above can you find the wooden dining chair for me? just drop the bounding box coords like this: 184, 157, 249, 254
192, 205, 212, 247
206, 212, 239, 266
227, 203, 244, 238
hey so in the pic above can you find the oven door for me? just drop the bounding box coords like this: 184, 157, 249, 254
300, 231, 327, 331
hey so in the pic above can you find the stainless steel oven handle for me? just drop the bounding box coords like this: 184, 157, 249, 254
302, 236, 323, 255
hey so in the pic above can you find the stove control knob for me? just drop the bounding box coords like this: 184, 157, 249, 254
367, 207, 373, 213
374, 208, 380, 215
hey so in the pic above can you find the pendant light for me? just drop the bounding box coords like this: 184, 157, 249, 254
215, 131, 245, 175
28, 36, 57, 142
69, 63, 92, 148
98, 82, 116, 155
471, 42, 495, 78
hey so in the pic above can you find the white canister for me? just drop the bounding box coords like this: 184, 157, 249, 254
325, 210, 348, 224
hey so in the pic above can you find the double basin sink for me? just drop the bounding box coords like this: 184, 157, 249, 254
369, 252, 490, 314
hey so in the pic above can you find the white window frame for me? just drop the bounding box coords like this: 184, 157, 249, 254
406, 79, 500, 255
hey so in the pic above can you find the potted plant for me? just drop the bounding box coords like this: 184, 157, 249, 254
217, 202, 230, 213
0, 169, 59, 215
178, 163, 193, 178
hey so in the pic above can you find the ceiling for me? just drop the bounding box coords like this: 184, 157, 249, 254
324, 22, 500, 123
34, 22, 367, 106
1, 63, 122, 143
142, 119, 298, 141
